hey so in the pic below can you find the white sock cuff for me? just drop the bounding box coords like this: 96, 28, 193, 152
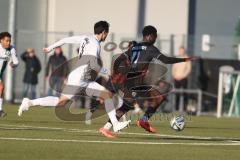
104, 98, 118, 125
103, 122, 113, 130
0, 98, 3, 111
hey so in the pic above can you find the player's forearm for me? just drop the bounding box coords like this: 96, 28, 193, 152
46, 39, 65, 52
11, 49, 19, 66
47, 36, 84, 52
158, 54, 187, 64
12, 58, 19, 65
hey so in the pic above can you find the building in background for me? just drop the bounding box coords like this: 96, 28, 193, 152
0, 0, 189, 101
188, 0, 240, 59
1, 0, 240, 105
0, 0, 48, 101
2, 0, 240, 59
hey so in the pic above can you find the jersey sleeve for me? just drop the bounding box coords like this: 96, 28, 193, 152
112, 51, 130, 75
157, 53, 186, 64
154, 48, 186, 64
46, 36, 86, 52
10, 47, 19, 66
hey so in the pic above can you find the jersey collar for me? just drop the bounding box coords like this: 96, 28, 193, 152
94, 35, 101, 44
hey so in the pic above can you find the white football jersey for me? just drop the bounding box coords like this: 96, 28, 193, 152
0, 43, 19, 79
0, 44, 18, 64
47, 35, 101, 58
46, 35, 102, 82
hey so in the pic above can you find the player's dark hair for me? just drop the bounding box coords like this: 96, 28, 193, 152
0, 32, 11, 40
142, 25, 157, 37
94, 21, 109, 34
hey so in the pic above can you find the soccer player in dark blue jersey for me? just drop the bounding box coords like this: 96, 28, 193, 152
99, 26, 195, 137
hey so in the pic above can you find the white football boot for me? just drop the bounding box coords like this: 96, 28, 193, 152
113, 120, 131, 132
18, 98, 32, 116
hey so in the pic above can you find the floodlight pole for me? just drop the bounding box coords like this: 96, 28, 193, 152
5, 0, 16, 102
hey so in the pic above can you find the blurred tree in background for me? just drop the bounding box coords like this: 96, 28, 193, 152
233, 17, 240, 59
235, 17, 240, 37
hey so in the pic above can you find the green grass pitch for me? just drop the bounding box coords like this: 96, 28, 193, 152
0, 104, 240, 160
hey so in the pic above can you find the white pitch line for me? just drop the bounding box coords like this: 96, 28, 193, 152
0, 124, 240, 142
0, 124, 98, 133
0, 137, 240, 146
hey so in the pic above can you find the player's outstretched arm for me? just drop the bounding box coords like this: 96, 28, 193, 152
185, 56, 198, 61
9, 47, 19, 68
157, 53, 197, 64
43, 36, 85, 53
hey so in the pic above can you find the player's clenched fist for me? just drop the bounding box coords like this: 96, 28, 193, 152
43, 48, 49, 53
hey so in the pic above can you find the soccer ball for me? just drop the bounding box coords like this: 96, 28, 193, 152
170, 116, 185, 131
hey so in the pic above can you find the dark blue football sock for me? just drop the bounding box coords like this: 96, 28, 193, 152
141, 107, 156, 121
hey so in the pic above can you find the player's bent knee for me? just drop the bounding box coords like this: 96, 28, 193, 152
58, 96, 69, 106
0, 84, 4, 91
100, 90, 113, 100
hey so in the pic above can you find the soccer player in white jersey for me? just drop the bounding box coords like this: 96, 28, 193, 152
0, 32, 19, 117
18, 21, 130, 132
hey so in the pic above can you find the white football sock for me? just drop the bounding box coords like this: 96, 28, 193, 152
31, 96, 59, 107
0, 98, 3, 111
116, 96, 123, 109
85, 110, 92, 121
104, 98, 118, 125
103, 122, 113, 130
122, 114, 127, 122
